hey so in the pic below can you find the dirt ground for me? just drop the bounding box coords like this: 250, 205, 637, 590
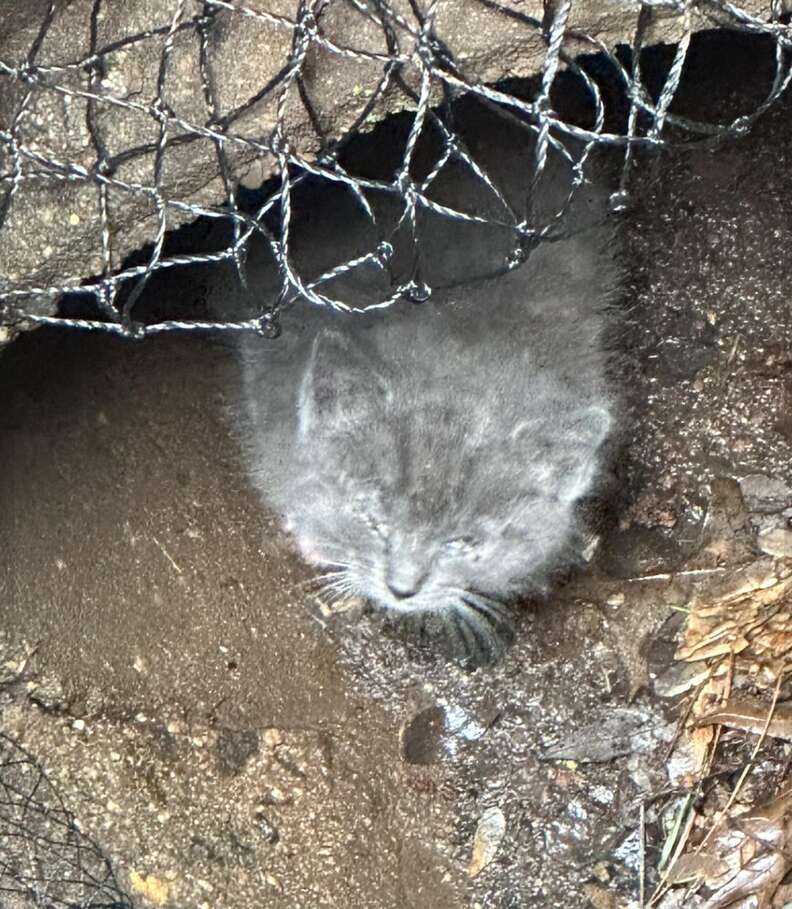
1, 31, 792, 909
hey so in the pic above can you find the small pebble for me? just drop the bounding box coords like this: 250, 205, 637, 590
264, 728, 283, 749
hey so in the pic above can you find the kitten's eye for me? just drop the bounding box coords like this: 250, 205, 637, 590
443, 536, 477, 553
364, 514, 387, 538
350, 497, 386, 537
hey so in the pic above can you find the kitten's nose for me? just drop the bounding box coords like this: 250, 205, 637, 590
385, 560, 425, 600
386, 546, 427, 602
387, 580, 419, 600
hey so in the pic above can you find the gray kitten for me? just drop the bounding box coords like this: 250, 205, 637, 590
228, 173, 621, 661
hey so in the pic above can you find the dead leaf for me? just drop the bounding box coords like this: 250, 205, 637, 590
696, 698, 792, 742
541, 708, 674, 763
667, 851, 730, 886
677, 635, 750, 662
772, 881, 792, 906
758, 528, 792, 559
666, 789, 792, 909
688, 724, 715, 770
467, 806, 506, 877
661, 559, 792, 908
675, 565, 792, 699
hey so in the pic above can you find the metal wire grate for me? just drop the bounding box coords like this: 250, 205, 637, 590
0, 0, 789, 339
0, 731, 133, 909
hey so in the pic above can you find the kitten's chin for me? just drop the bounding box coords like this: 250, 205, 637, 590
381, 596, 425, 615
360, 582, 423, 614
375, 588, 451, 616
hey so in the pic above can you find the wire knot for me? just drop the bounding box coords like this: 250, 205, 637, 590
296, 10, 318, 40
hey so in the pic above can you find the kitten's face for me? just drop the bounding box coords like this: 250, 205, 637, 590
290, 451, 572, 614
284, 329, 609, 625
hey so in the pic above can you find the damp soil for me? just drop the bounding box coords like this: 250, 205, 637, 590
2, 29, 792, 909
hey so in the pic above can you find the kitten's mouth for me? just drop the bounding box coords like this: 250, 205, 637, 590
381, 585, 441, 614
379, 586, 508, 622
312, 568, 514, 664
374, 587, 516, 666
386, 580, 422, 601
385, 594, 426, 613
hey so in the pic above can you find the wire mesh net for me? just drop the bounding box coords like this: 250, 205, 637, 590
0, 0, 790, 340
0, 732, 132, 909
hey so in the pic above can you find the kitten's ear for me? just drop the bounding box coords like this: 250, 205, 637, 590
513, 405, 611, 503
298, 329, 389, 436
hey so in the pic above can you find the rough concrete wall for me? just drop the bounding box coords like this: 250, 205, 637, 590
0, 0, 783, 324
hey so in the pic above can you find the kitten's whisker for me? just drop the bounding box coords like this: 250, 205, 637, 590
302, 568, 353, 588
445, 608, 470, 655
321, 592, 344, 607
298, 574, 340, 590
317, 575, 359, 599
462, 604, 506, 662
462, 593, 513, 627
314, 553, 370, 573
450, 606, 490, 664
446, 589, 512, 627
318, 571, 354, 589
317, 583, 348, 600
315, 586, 355, 608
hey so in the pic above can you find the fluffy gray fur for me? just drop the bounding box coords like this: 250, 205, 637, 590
230, 184, 621, 657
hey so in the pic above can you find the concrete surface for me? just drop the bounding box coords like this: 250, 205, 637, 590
0, 0, 785, 319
